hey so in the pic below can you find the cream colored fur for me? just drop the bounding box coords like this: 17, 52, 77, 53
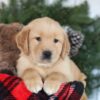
16, 17, 87, 100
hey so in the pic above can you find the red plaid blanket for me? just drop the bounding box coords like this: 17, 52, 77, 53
0, 74, 84, 100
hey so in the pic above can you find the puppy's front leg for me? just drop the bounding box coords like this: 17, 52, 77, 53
43, 72, 67, 95
21, 68, 43, 93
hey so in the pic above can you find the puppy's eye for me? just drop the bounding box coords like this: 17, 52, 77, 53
54, 39, 59, 43
35, 37, 41, 41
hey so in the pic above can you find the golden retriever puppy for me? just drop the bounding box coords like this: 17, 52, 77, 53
16, 17, 87, 100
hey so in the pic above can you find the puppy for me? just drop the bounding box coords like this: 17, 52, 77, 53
16, 17, 87, 100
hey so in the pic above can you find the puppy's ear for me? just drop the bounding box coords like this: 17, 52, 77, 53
16, 27, 30, 55
61, 33, 70, 59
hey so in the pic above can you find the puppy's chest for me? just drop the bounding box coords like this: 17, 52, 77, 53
38, 61, 74, 81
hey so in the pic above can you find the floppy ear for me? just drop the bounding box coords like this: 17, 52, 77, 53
61, 33, 70, 59
16, 27, 30, 55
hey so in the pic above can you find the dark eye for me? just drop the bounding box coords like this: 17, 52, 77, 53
54, 39, 59, 43
35, 37, 41, 41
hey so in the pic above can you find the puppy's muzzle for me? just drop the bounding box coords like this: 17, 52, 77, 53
42, 50, 52, 60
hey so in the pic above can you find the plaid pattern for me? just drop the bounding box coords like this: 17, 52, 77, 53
0, 74, 84, 100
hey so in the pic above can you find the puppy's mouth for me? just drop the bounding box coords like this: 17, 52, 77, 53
42, 59, 51, 63
37, 59, 52, 67
37, 57, 53, 67
42, 50, 52, 60
39, 50, 53, 63
35, 50, 55, 67
40, 56, 52, 63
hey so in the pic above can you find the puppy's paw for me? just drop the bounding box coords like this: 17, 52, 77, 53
24, 77, 43, 93
43, 79, 62, 95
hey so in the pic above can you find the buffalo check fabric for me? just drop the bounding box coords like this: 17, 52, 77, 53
0, 74, 84, 100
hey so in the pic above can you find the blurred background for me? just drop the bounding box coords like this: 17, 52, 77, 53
0, 0, 100, 99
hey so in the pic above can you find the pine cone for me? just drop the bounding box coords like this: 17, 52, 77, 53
65, 27, 84, 57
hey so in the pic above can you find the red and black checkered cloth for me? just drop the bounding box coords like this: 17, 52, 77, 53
0, 74, 84, 100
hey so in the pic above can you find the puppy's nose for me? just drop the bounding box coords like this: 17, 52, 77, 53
42, 50, 52, 60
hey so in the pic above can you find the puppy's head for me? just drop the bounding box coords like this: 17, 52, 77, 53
16, 17, 70, 67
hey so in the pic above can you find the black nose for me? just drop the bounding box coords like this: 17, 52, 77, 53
42, 50, 52, 60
